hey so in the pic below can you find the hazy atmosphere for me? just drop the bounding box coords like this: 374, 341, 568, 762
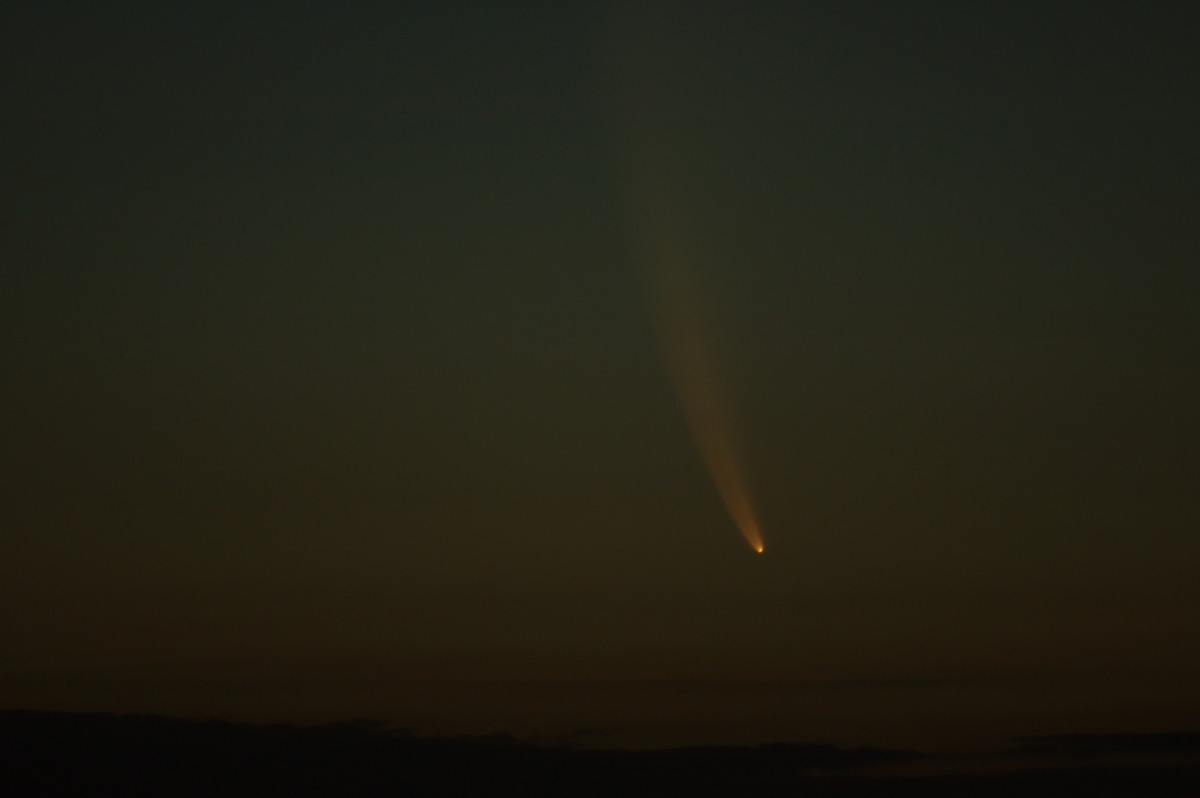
4, 1, 1198, 754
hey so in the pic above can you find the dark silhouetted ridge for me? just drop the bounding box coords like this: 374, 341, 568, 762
4, 711, 1200, 796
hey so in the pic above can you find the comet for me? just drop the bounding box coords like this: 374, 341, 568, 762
645, 248, 766, 555
610, 4, 766, 554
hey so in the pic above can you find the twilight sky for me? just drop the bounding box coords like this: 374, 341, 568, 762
3, 1, 1199, 750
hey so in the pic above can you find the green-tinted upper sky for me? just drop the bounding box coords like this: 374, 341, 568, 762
3, 1, 1198, 750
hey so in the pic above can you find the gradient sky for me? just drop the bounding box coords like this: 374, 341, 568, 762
3, 1, 1199, 750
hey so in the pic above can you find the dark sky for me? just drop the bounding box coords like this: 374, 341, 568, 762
4, 1, 1199, 750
